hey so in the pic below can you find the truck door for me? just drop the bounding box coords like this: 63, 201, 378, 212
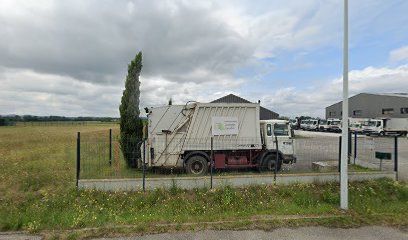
272, 123, 294, 157
264, 123, 273, 149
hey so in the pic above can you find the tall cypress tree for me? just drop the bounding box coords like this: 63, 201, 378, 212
119, 52, 144, 168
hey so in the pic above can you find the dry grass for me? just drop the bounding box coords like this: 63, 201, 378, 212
0, 123, 119, 201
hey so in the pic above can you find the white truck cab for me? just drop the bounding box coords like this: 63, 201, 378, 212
318, 119, 329, 131
327, 118, 341, 132
260, 120, 295, 164
300, 119, 309, 130
308, 119, 319, 131
363, 119, 386, 136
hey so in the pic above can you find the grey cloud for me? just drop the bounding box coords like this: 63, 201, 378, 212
0, 0, 253, 85
2, 0, 406, 117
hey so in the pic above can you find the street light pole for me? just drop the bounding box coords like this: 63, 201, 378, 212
340, 0, 349, 210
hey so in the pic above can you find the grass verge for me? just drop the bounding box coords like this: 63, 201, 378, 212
1, 179, 408, 239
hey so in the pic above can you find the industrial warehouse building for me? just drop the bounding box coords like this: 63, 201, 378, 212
211, 94, 279, 120
325, 93, 408, 119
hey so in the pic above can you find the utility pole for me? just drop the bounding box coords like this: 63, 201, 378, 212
340, 0, 349, 210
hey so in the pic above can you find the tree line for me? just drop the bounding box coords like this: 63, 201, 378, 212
0, 115, 119, 122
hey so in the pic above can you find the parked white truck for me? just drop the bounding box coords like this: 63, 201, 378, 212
142, 102, 296, 174
306, 119, 319, 131
300, 119, 309, 130
327, 118, 342, 132
349, 118, 365, 134
362, 118, 408, 136
317, 119, 329, 131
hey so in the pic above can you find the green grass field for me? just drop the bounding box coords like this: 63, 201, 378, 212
0, 123, 408, 239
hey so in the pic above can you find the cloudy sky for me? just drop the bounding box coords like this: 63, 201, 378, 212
1, 0, 408, 118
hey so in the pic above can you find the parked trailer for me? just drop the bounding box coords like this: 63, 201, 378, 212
363, 118, 408, 136
142, 102, 296, 174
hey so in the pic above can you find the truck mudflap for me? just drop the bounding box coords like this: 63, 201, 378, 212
282, 154, 296, 164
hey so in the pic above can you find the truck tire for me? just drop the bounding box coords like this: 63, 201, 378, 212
261, 155, 281, 172
185, 155, 208, 175
379, 131, 385, 136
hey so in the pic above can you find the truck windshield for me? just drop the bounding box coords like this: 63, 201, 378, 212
274, 123, 289, 136
363, 121, 376, 126
320, 120, 327, 124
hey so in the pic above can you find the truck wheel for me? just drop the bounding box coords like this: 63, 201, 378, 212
186, 155, 208, 175
262, 155, 281, 172
379, 131, 385, 136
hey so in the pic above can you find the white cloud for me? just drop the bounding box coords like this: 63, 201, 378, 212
260, 64, 408, 118
0, 66, 246, 116
390, 45, 408, 62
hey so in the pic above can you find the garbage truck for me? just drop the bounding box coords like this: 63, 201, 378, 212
141, 102, 296, 174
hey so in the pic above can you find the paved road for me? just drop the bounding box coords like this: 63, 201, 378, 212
2, 226, 407, 240
0, 233, 41, 240
94, 226, 408, 240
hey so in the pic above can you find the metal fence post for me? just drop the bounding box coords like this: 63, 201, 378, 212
274, 136, 278, 182
348, 129, 351, 164
109, 128, 112, 166
76, 132, 81, 190
210, 137, 213, 189
394, 136, 398, 181
143, 139, 146, 192
338, 136, 342, 172
354, 131, 357, 164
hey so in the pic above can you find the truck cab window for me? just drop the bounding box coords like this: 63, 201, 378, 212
274, 123, 289, 136
377, 122, 381, 127
267, 124, 272, 136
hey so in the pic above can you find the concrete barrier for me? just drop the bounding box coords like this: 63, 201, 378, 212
78, 171, 396, 191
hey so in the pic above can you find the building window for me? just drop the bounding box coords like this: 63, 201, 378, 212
382, 108, 394, 115
401, 108, 408, 114
353, 110, 362, 116
329, 112, 336, 117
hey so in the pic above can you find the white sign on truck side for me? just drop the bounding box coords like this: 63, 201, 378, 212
211, 117, 239, 136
